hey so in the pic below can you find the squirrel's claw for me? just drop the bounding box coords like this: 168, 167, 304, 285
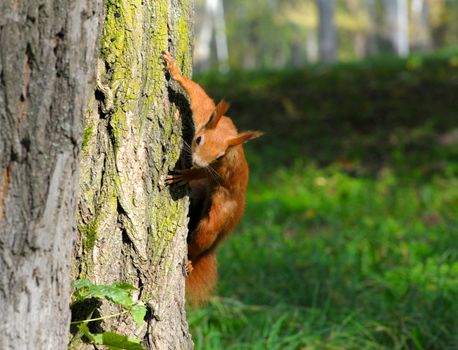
185, 260, 194, 276
161, 51, 179, 79
161, 51, 173, 67
164, 174, 181, 186
165, 169, 189, 186
161, 51, 169, 64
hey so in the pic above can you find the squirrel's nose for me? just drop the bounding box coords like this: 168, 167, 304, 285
192, 154, 207, 168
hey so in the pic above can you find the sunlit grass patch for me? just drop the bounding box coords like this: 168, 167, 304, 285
188, 162, 458, 349
188, 56, 458, 349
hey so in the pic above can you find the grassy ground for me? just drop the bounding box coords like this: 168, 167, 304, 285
187, 55, 458, 350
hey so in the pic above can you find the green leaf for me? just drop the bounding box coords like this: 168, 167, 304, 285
92, 285, 133, 307
73, 279, 136, 308
78, 324, 144, 349
91, 331, 145, 350
113, 282, 137, 291
77, 323, 96, 343
73, 279, 92, 290
130, 304, 147, 326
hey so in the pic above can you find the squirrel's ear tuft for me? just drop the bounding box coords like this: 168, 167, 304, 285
205, 99, 230, 129
228, 131, 264, 146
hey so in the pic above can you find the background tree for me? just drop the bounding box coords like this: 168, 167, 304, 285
72, 0, 194, 349
195, 0, 229, 72
0, 0, 102, 349
317, 0, 337, 63
193, 0, 458, 71
411, 0, 431, 51
365, 0, 380, 56
384, 0, 409, 56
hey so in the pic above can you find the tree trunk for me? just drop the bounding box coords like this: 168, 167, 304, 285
72, 1, 194, 349
303, 0, 318, 63
0, 0, 102, 349
411, 0, 431, 51
395, 0, 409, 56
384, 0, 409, 56
345, 0, 366, 58
317, 0, 337, 63
195, 0, 214, 71
365, 0, 379, 57
195, 0, 229, 72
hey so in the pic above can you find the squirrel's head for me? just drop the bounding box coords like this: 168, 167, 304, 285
191, 100, 263, 168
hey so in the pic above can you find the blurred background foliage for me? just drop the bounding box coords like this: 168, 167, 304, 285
193, 0, 458, 71
187, 1, 458, 349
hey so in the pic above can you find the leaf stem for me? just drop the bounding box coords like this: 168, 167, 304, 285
71, 310, 130, 325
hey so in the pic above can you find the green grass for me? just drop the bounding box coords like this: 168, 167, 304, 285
188, 55, 458, 350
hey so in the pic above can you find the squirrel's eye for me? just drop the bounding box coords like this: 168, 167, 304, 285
216, 154, 224, 161
195, 136, 202, 145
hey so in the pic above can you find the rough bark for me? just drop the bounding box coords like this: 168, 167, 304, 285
72, 0, 194, 349
0, 0, 102, 349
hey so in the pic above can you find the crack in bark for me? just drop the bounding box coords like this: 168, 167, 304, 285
18, 45, 32, 124
0, 162, 11, 222
117, 198, 145, 272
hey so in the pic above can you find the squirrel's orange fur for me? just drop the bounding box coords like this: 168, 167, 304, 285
162, 51, 262, 305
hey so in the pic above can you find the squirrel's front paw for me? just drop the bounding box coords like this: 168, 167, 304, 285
185, 260, 194, 276
161, 50, 171, 65
161, 51, 177, 77
165, 168, 191, 186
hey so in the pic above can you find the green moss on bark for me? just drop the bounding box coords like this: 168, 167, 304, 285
75, 0, 194, 346
79, 220, 98, 253
82, 126, 93, 150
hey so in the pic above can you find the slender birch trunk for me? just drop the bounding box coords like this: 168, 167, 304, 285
317, 0, 337, 63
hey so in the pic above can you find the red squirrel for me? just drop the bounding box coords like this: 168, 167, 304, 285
162, 51, 262, 305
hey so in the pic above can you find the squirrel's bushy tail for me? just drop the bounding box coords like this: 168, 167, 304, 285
186, 252, 217, 306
